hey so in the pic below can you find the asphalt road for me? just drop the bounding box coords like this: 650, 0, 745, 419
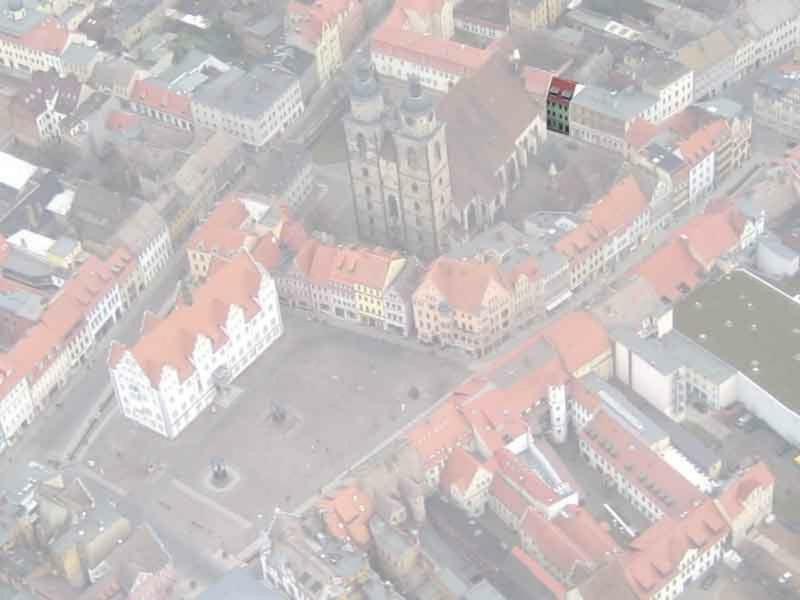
3, 252, 186, 466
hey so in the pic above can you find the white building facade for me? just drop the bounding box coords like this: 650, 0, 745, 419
110, 255, 283, 439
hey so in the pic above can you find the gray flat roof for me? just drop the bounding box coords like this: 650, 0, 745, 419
675, 269, 800, 409
581, 373, 668, 448
612, 327, 737, 384
199, 568, 286, 600
193, 65, 297, 119
571, 85, 656, 121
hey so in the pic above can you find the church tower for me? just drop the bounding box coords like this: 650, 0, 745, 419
344, 67, 452, 259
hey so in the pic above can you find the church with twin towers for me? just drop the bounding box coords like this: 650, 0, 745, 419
343, 62, 453, 260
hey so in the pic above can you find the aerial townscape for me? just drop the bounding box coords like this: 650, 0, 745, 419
3, 0, 800, 599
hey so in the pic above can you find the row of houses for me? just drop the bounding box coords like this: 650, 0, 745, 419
395, 308, 777, 600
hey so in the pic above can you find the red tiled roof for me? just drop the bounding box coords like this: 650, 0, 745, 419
556, 505, 620, 563
673, 200, 745, 266
521, 508, 593, 575
540, 311, 610, 375
512, 546, 567, 600
319, 485, 374, 547
418, 256, 509, 315
372, 12, 490, 75
625, 500, 729, 598
407, 399, 473, 468
635, 238, 703, 302
718, 461, 774, 521
677, 120, 728, 166
251, 235, 281, 270
439, 446, 485, 493
20, 18, 69, 54
106, 110, 140, 131
626, 118, 660, 149
130, 79, 192, 119
522, 66, 553, 98
489, 474, 529, 519
581, 409, 705, 518
329, 246, 403, 290
588, 176, 649, 236
110, 252, 264, 386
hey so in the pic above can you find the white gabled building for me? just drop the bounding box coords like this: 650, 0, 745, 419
109, 251, 283, 439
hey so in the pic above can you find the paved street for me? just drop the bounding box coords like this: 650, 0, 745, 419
3, 253, 187, 467
81, 309, 468, 565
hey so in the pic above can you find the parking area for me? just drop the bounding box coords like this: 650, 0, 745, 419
85, 311, 468, 553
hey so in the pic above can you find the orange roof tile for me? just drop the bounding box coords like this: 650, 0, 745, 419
406, 399, 472, 468
439, 446, 485, 493
512, 546, 567, 600
130, 79, 192, 119
718, 461, 774, 521
673, 200, 744, 266
540, 311, 610, 375
626, 118, 660, 149
522, 66, 553, 98
556, 505, 620, 563
625, 500, 728, 598
251, 235, 281, 270
329, 246, 403, 290
489, 474, 529, 519
521, 508, 594, 575
635, 239, 703, 302
110, 253, 264, 386
319, 485, 374, 547
419, 256, 510, 315
581, 409, 705, 518
372, 13, 490, 74
106, 110, 140, 131
20, 18, 69, 54
588, 176, 649, 236
677, 120, 729, 165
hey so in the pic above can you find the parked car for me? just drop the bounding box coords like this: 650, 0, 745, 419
736, 412, 754, 428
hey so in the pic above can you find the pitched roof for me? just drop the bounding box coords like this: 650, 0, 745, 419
319, 485, 374, 547
436, 48, 542, 207
625, 500, 729, 598
495, 448, 558, 506
489, 474, 529, 519
521, 508, 594, 575
416, 256, 510, 315
440, 446, 485, 493
580, 409, 705, 518
718, 461, 774, 521
635, 238, 703, 302
406, 399, 472, 468
511, 547, 567, 600
130, 78, 192, 119
588, 176, 649, 235
673, 200, 745, 266
677, 119, 729, 165
328, 246, 404, 290
20, 17, 69, 54
110, 252, 265, 386
539, 311, 610, 374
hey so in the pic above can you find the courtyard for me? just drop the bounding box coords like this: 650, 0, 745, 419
84, 311, 468, 555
